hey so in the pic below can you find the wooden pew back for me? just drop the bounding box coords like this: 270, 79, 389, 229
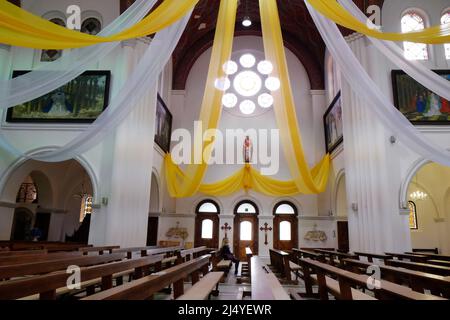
299, 258, 445, 300
343, 259, 450, 298
0, 254, 165, 300
82, 254, 211, 300
78, 246, 120, 255
0, 253, 126, 279
0, 251, 83, 266
353, 251, 393, 264
386, 259, 450, 276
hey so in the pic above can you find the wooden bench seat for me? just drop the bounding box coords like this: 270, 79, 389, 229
0, 254, 165, 300
386, 259, 450, 276
310, 274, 376, 300
269, 249, 297, 284
0, 252, 126, 279
177, 272, 224, 300
251, 256, 290, 300
343, 258, 450, 298
82, 254, 211, 300
0, 251, 83, 266
299, 258, 446, 300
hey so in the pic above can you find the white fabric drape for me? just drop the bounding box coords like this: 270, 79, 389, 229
0, 12, 192, 162
0, 0, 157, 109
305, 3, 450, 167
340, 0, 450, 101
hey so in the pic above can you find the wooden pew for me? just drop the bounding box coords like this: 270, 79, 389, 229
299, 258, 445, 300
178, 246, 208, 262
314, 249, 358, 267
4, 242, 92, 252
0, 252, 126, 279
0, 251, 83, 266
113, 245, 182, 260
405, 252, 450, 262
343, 259, 450, 298
0, 249, 47, 257
78, 246, 120, 255
0, 254, 165, 300
386, 259, 450, 276
177, 272, 224, 300
385, 252, 428, 262
353, 252, 393, 264
269, 249, 299, 284
412, 248, 439, 254
211, 250, 232, 277
292, 248, 326, 262
82, 254, 212, 300
251, 256, 290, 300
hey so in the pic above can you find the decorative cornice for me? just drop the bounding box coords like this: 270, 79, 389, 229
310, 90, 326, 96
344, 32, 365, 43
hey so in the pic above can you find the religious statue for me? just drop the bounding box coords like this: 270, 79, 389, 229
243, 135, 253, 163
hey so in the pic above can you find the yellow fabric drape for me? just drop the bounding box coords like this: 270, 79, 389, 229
165, 0, 238, 198
165, 0, 331, 198
307, 0, 450, 44
0, 0, 199, 49
259, 0, 330, 194
165, 155, 330, 197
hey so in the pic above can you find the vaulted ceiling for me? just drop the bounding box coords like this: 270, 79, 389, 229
132, 0, 381, 91
167, 0, 384, 90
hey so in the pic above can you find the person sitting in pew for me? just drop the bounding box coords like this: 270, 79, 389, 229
220, 238, 239, 275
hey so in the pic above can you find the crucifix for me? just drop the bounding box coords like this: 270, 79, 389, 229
221, 223, 232, 239
260, 223, 272, 245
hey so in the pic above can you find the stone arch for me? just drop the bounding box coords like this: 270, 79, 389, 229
399, 158, 431, 209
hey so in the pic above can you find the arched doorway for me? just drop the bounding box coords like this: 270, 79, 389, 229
194, 200, 220, 248
147, 172, 160, 246
233, 200, 259, 260
1, 159, 94, 243
405, 162, 450, 254
273, 201, 298, 251
335, 173, 349, 252
10, 208, 34, 241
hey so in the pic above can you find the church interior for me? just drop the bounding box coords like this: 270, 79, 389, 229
0, 0, 449, 302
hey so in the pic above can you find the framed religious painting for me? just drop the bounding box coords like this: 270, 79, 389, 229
154, 94, 173, 153
392, 69, 450, 125
323, 91, 343, 154
6, 70, 111, 123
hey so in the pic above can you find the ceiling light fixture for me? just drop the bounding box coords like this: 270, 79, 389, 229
242, 0, 251, 27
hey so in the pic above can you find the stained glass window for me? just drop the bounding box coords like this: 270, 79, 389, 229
442, 12, 450, 60
408, 201, 418, 230
80, 195, 93, 222
41, 18, 65, 62
401, 12, 428, 60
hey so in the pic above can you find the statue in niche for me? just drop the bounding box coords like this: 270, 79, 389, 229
243, 135, 253, 163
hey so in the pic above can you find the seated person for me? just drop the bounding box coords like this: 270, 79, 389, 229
220, 238, 239, 275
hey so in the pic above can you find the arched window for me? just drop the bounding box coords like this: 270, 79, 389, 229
236, 201, 257, 214
15, 176, 38, 204
274, 203, 296, 215
408, 201, 418, 230
442, 11, 450, 60
41, 18, 65, 62
195, 200, 219, 248
81, 18, 102, 35
201, 219, 213, 239
197, 201, 219, 213
401, 11, 428, 60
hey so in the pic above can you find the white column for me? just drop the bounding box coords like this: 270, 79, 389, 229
342, 34, 411, 253
89, 39, 159, 247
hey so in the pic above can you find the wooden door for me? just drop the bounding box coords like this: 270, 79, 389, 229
337, 221, 349, 252
194, 214, 219, 249
234, 214, 258, 260
273, 215, 298, 251
146, 217, 159, 246
34, 212, 51, 241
